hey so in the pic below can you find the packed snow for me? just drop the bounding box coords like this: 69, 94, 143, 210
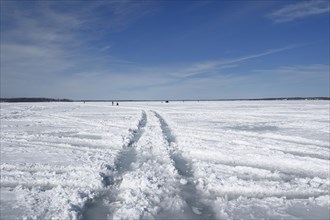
0, 101, 329, 219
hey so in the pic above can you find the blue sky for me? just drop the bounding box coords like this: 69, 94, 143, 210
1, 0, 329, 100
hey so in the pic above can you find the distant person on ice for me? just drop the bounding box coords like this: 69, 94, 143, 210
117, 102, 119, 106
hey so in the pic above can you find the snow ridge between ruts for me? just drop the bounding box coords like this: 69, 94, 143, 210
110, 110, 186, 219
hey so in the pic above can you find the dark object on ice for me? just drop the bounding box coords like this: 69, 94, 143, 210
117, 102, 119, 106
165, 100, 169, 103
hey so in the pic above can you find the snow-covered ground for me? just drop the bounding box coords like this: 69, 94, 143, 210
1, 101, 329, 219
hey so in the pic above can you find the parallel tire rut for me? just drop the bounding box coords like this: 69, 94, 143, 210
153, 111, 216, 219
83, 110, 147, 220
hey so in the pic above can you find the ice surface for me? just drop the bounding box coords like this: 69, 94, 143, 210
1, 101, 329, 219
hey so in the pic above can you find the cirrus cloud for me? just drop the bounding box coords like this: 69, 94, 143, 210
268, 0, 330, 23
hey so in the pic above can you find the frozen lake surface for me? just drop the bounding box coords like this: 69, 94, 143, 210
1, 101, 329, 219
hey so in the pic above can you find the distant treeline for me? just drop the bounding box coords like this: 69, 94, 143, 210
78, 97, 330, 103
218, 97, 330, 101
0, 98, 73, 103
0, 97, 329, 103
79, 97, 330, 102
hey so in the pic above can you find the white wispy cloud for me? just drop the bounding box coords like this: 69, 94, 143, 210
172, 45, 299, 78
268, 0, 330, 23
254, 64, 330, 82
1, 1, 327, 99
0, 1, 154, 98
100, 45, 112, 52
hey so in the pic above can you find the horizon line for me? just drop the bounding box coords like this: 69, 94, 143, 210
1, 97, 329, 102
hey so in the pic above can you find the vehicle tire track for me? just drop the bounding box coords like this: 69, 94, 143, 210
82, 110, 147, 220
152, 111, 216, 219
109, 110, 189, 219
99, 110, 147, 187
115, 110, 147, 174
